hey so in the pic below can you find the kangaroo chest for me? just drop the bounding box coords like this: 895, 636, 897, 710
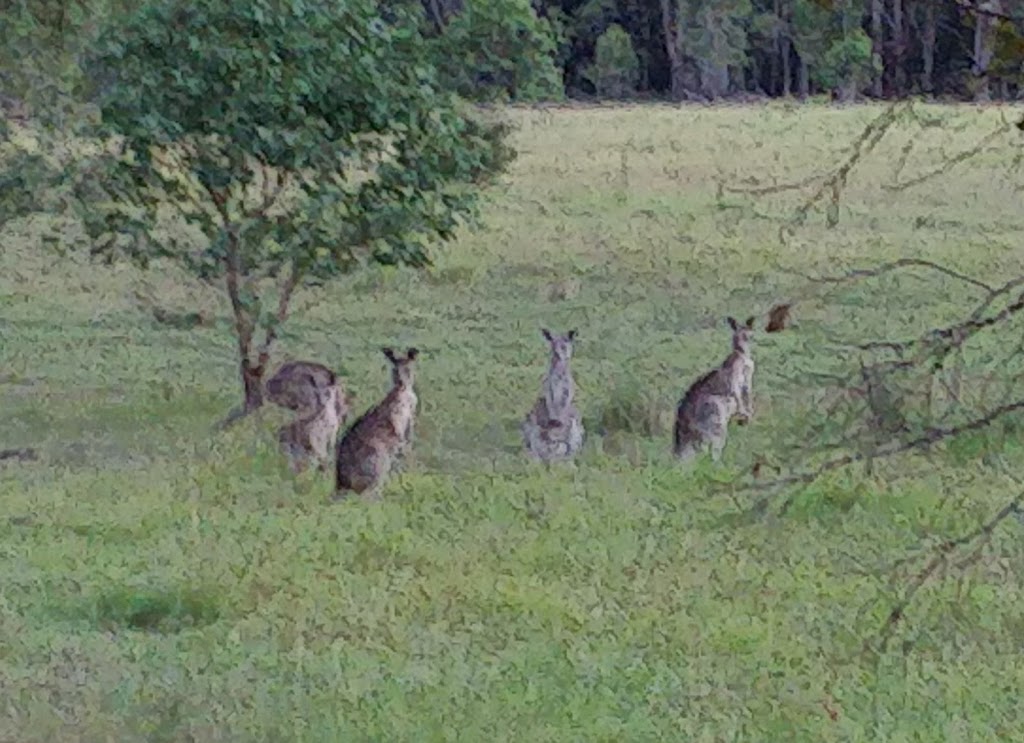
389, 390, 417, 437
545, 366, 574, 410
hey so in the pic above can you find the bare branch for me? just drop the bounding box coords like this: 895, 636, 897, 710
952, 0, 1024, 25
883, 120, 1014, 192
730, 397, 1024, 512
871, 491, 1024, 654
799, 257, 994, 294
719, 172, 828, 197
780, 102, 909, 241
256, 258, 303, 371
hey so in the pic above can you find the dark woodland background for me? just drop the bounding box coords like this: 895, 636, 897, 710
3, 0, 1023, 118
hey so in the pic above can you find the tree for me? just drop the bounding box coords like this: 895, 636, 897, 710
586, 23, 642, 97
687, 0, 753, 99
76, 0, 516, 419
790, 0, 833, 98
816, 29, 880, 101
428, 0, 564, 102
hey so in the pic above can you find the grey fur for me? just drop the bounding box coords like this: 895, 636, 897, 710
673, 316, 756, 463
333, 348, 419, 501
522, 328, 585, 461
267, 360, 350, 473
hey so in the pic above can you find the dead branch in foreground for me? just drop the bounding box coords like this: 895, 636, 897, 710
868, 491, 1024, 655
716, 101, 912, 243
720, 398, 1024, 516
882, 114, 1015, 192
797, 258, 1024, 378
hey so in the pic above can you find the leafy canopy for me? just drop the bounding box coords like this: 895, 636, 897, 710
79, 0, 516, 281
428, 0, 564, 103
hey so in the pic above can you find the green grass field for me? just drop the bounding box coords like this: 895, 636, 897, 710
4, 101, 1024, 741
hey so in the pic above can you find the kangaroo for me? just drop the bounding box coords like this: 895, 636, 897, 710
522, 328, 585, 461
266, 360, 350, 474
278, 381, 347, 474
673, 316, 756, 463
266, 360, 348, 420
333, 347, 419, 500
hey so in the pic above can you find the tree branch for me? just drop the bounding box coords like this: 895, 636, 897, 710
797, 257, 995, 294
779, 102, 909, 241
883, 117, 1014, 192
800, 258, 1024, 369
256, 258, 302, 371
202, 185, 256, 371
952, 0, 1024, 25
729, 398, 1024, 513
870, 491, 1024, 654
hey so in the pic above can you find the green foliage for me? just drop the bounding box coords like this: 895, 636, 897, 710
81, 0, 515, 277
73, 0, 517, 405
432, 0, 564, 103
789, 0, 833, 64
675, 0, 753, 97
0, 125, 60, 223
585, 23, 640, 98
815, 29, 880, 94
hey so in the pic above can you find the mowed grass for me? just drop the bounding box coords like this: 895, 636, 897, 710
3, 101, 1024, 741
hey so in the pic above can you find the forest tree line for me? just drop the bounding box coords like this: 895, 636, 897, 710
1, 0, 1023, 119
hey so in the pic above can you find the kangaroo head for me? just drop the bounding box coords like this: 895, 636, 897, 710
382, 347, 419, 389
726, 316, 756, 354
541, 328, 577, 364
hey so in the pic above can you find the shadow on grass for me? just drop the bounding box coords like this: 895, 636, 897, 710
92, 586, 222, 634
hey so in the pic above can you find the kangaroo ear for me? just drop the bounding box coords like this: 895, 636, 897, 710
541, 328, 553, 342
745, 316, 756, 329
567, 329, 577, 341
406, 347, 419, 360
726, 316, 739, 331
381, 347, 397, 363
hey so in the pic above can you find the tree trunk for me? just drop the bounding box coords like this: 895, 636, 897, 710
798, 54, 810, 99
241, 360, 265, 412
660, 0, 687, 100
922, 1, 936, 97
700, 59, 730, 99
892, 0, 905, 95
424, 0, 445, 30
781, 36, 791, 97
770, 35, 780, 95
973, 0, 1002, 102
770, 0, 782, 95
871, 0, 883, 97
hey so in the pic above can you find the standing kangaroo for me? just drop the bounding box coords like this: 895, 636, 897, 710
673, 316, 756, 463
333, 347, 419, 500
522, 328, 585, 461
266, 360, 350, 474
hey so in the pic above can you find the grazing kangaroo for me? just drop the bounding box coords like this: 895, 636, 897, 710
673, 316, 756, 463
266, 360, 350, 474
522, 328, 585, 461
278, 382, 347, 474
333, 347, 419, 500
266, 360, 347, 417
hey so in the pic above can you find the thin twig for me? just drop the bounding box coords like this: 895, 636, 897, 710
801, 257, 993, 294
255, 259, 302, 371
728, 397, 1024, 510
883, 121, 1013, 192
872, 492, 1024, 654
